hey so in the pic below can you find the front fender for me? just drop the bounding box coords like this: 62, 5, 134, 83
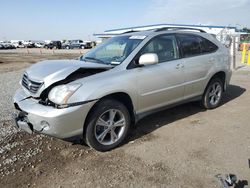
68, 82, 138, 111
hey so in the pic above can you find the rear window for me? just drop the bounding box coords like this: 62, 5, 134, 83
199, 37, 218, 53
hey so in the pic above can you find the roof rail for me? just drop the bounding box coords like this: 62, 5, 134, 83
155, 27, 206, 33
122, 28, 155, 34
122, 30, 138, 34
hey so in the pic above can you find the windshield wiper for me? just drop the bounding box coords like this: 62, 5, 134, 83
84, 57, 106, 64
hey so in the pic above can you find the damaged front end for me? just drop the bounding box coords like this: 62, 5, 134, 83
19, 59, 113, 107
20, 59, 112, 97
37, 67, 109, 108
12, 111, 33, 134
13, 59, 112, 138
13, 88, 97, 139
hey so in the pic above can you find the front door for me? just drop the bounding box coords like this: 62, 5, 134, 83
135, 35, 185, 114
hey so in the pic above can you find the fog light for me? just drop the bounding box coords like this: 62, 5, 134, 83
41, 121, 50, 131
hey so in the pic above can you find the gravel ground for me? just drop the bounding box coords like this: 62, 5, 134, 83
0, 69, 23, 121
0, 52, 249, 188
0, 69, 24, 146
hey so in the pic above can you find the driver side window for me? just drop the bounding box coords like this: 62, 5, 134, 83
141, 35, 179, 63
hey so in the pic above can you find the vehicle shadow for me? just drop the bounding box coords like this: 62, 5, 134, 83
127, 84, 246, 143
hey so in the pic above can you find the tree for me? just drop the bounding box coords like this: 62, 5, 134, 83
242, 27, 250, 33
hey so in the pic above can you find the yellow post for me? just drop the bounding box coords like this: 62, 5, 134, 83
241, 43, 247, 64
248, 49, 250, 65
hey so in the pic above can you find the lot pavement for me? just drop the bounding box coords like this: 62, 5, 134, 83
0, 51, 249, 188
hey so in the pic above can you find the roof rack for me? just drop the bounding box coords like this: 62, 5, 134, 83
154, 27, 206, 33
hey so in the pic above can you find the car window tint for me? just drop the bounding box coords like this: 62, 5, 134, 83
141, 35, 179, 63
178, 34, 202, 57
199, 37, 218, 53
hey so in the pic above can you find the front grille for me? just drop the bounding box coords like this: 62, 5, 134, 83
22, 73, 43, 94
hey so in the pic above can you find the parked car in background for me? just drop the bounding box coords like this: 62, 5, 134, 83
23, 41, 35, 48
13, 28, 231, 151
44, 41, 62, 49
0, 42, 16, 49
61, 40, 71, 49
62, 40, 86, 49
84, 41, 96, 49
11, 40, 25, 48
34, 42, 45, 48
0, 44, 4, 49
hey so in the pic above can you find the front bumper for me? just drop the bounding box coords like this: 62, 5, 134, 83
13, 89, 96, 139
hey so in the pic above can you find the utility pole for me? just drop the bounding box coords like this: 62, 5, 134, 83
232, 36, 236, 69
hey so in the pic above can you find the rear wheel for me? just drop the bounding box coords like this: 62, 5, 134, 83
80, 45, 85, 49
202, 78, 223, 109
84, 99, 130, 151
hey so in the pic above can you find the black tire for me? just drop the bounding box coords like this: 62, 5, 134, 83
84, 99, 130, 151
201, 77, 224, 109
66, 46, 70, 50
80, 45, 85, 49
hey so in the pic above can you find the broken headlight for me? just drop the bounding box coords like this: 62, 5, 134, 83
48, 83, 82, 105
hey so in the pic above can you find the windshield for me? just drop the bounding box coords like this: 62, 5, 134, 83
80, 35, 145, 65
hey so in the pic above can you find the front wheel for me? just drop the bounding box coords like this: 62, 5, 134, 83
202, 78, 224, 109
84, 99, 130, 151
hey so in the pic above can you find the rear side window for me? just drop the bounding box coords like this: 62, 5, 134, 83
177, 34, 201, 57
199, 37, 218, 53
177, 34, 218, 58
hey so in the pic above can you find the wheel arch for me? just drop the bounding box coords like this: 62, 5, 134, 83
83, 92, 136, 138
206, 71, 226, 91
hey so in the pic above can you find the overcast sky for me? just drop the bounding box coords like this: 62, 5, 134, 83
0, 0, 249, 40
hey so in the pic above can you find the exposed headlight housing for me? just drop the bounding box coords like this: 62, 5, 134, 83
48, 83, 82, 105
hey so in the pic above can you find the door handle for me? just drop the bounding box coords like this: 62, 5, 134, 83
176, 63, 184, 69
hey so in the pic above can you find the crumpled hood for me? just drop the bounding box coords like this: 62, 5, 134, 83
25, 59, 112, 88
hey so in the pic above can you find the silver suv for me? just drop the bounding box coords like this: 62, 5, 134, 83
13, 28, 232, 151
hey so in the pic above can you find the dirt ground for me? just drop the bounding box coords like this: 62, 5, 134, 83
0, 50, 249, 188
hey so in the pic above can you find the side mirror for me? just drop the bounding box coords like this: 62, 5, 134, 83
139, 53, 159, 66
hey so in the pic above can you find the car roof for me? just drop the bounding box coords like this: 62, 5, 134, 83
118, 28, 222, 49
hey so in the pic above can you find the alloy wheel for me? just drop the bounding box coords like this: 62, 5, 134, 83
94, 109, 126, 146
208, 82, 222, 106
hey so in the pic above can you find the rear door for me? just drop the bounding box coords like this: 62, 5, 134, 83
176, 34, 218, 99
